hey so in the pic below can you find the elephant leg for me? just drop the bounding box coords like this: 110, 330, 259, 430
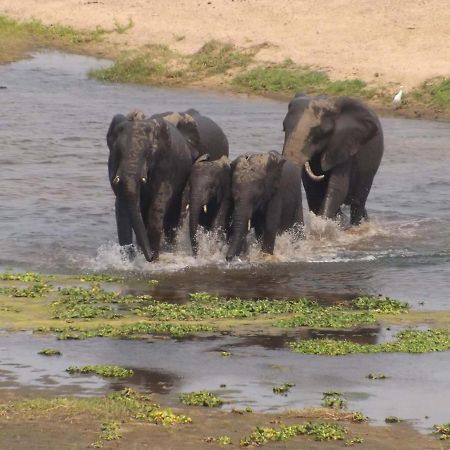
164, 194, 182, 247
349, 177, 373, 225
320, 160, 351, 220
261, 198, 282, 255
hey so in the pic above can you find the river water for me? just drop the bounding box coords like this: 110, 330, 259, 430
1, 51, 450, 431
1, 52, 450, 308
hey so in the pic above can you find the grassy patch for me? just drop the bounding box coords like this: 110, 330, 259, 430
188, 40, 253, 76
205, 435, 233, 445
240, 422, 347, 446
273, 383, 295, 396
38, 348, 62, 356
413, 77, 450, 107
179, 391, 224, 407
322, 392, 347, 409
433, 423, 450, 440
89, 45, 181, 85
352, 296, 409, 314
66, 365, 134, 378
79, 274, 124, 283
289, 329, 450, 356
345, 436, 364, 446
92, 420, 122, 447
0, 282, 53, 298
0, 272, 43, 282
232, 62, 374, 98
0, 387, 191, 428
113, 18, 134, 34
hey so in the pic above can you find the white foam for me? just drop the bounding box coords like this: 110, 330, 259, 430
84, 213, 429, 273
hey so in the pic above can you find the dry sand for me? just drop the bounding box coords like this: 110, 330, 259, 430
0, 0, 449, 90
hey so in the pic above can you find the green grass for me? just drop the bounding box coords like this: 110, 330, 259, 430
92, 420, 122, 447
322, 392, 347, 409
0, 15, 106, 45
289, 329, 450, 356
179, 391, 224, 407
240, 422, 348, 446
0, 272, 43, 282
232, 63, 374, 98
0, 282, 53, 298
188, 40, 253, 76
66, 365, 134, 378
352, 296, 409, 314
413, 77, 450, 107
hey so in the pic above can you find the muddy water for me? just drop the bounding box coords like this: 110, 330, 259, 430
1, 52, 450, 308
1, 52, 450, 431
1, 331, 449, 431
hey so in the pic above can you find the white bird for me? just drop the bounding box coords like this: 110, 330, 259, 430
392, 87, 403, 109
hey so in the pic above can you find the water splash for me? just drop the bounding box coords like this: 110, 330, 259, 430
85, 212, 429, 273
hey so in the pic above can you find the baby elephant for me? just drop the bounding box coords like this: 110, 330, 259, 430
185, 154, 232, 255
226, 151, 303, 261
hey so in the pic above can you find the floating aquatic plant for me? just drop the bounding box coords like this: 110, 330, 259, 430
273, 383, 295, 396
66, 365, 134, 378
179, 391, 224, 407
322, 392, 347, 409
352, 296, 409, 314
38, 348, 62, 356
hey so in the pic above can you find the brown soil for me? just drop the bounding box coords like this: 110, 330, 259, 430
0, 390, 443, 450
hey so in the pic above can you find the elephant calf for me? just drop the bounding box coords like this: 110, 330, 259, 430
185, 154, 232, 255
226, 151, 303, 261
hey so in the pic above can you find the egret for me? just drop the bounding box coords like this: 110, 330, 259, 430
392, 87, 403, 108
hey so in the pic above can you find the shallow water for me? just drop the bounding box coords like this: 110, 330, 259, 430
1, 331, 449, 431
1, 52, 450, 309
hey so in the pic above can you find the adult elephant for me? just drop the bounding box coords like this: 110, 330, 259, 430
184, 154, 232, 255
226, 151, 303, 261
282, 94, 384, 225
151, 108, 229, 162
107, 111, 192, 262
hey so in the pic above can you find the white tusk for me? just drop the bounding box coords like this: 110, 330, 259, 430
141, 177, 147, 184
248, 220, 251, 231
203, 205, 207, 213
113, 175, 120, 185
186, 204, 190, 211
305, 161, 325, 181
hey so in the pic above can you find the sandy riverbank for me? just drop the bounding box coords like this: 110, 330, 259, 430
1, 0, 449, 92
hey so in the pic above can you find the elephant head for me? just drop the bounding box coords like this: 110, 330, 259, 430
107, 111, 172, 262
187, 154, 231, 255
226, 151, 285, 261
282, 95, 379, 176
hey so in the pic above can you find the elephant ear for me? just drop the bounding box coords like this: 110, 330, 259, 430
106, 114, 127, 151
321, 97, 378, 172
175, 113, 201, 160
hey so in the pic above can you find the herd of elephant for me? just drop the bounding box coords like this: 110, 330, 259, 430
107, 94, 384, 263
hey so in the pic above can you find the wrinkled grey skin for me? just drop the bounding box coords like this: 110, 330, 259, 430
107, 112, 192, 262
282, 93, 384, 225
184, 154, 232, 255
151, 108, 229, 162
226, 151, 303, 261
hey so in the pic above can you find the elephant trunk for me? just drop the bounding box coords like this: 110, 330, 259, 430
226, 207, 250, 261
123, 183, 153, 262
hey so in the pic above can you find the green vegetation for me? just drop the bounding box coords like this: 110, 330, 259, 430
273, 383, 295, 396
205, 435, 233, 445
38, 348, 62, 356
0, 282, 52, 298
413, 77, 450, 107
179, 391, 224, 407
351, 412, 368, 423
147, 279, 159, 287
232, 62, 374, 98
289, 329, 450, 356
352, 296, 409, 314
188, 40, 253, 76
345, 436, 364, 446
113, 18, 134, 34
240, 422, 348, 446
66, 365, 134, 378
0, 272, 43, 282
433, 423, 450, 440
366, 373, 389, 380
221, 351, 232, 357
92, 421, 122, 447
322, 392, 347, 409
79, 274, 124, 283
384, 416, 401, 423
